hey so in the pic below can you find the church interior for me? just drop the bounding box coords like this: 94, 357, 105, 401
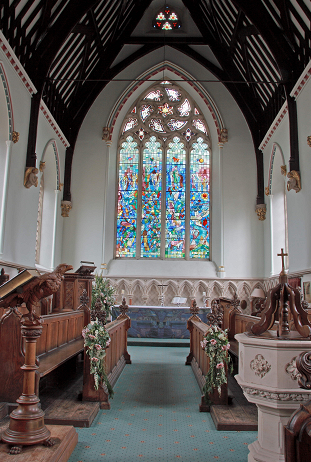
1, 1, 311, 461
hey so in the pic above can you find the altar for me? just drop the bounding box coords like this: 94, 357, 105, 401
112, 305, 211, 339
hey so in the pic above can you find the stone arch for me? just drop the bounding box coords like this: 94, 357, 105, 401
267, 143, 288, 275
107, 61, 225, 144
35, 140, 61, 269
223, 281, 237, 299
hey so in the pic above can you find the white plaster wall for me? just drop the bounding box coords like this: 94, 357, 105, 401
0, 47, 66, 268
262, 76, 311, 275
63, 47, 262, 278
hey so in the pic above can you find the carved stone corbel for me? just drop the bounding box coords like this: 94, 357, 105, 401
220, 128, 228, 144
287, 170, 301, 193
256, 204, 266, 221
102, 127, 111, 142
12, 131, 19, 143
24, 167, 39, 188
61, 200, 72, 217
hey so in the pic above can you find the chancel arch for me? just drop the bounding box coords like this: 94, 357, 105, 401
267, 143, 288, 275
35, 140, 61, 269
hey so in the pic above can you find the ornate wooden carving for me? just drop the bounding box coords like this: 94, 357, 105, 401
91, 298, 107, 325
0, 268, 9, 285
250, 250, 311, 338
206, 298, 223, 327
0, 264, 73, 453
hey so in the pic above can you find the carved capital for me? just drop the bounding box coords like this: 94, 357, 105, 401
61, 200, 72, 217
220, 128, 228, 144
307, 136, 311, 147
287, 170, 301, 193
281, 165, 287, 176
256, 204, 266, 221
24, 167, 39, 188
102, 127, 111, 142
265, 186, 270, 196
12, 131, 19, 143
39, 161, 46, 172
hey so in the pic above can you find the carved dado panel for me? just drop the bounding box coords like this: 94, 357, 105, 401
78, 281, 87, 298
64, 281, 74, 310
108, 277, 267, 311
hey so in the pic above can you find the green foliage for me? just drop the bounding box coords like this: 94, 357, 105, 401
201, 325, 233, 404
92, 273, 115, 319
82, 319, 114, 397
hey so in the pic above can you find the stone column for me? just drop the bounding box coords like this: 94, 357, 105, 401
0, 140, 13, 255
217, 141, 225, 278
51, 189, 60, 268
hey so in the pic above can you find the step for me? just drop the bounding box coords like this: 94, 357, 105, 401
128, 338, 190, 347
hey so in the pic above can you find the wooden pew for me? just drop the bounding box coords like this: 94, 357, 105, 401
186, 313, 228, 411
0, 306, 87, 403
284, 351, 311, 462
82, 313, 131, 409
0, 270, 93, 403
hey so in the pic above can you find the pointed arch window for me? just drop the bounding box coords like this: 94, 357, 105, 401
116, 81, 211, 260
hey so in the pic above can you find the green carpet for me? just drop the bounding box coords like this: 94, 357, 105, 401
69, 346, 257, 461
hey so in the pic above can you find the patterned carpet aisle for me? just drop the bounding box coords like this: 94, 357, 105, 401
69, 346, 257, 462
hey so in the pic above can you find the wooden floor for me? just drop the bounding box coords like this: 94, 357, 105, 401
0, 424, 78, 462
210, 374, 258, 431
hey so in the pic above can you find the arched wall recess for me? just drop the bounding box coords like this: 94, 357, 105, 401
101, 62, 228, 275
267, 143, 288, 275
0, 61, 15, 255
35, 139, 61, 269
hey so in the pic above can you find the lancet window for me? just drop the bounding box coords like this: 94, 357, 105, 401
116, 81, 211, 260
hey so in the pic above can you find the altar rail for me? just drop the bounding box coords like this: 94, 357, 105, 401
82, 314, 131, 409
186, 314, 228, 411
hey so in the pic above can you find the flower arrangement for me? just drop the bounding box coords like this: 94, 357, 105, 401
92, 273, 115, 321
201, 324, 232, 404
82, 319, 114, 397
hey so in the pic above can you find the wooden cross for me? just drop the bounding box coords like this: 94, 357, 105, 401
277, 248, 288, 273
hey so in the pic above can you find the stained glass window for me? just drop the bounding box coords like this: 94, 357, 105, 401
116, 82, 211, 260
153, 6, 181, 30
190, 138, 210, 258
116, 136, 139, 257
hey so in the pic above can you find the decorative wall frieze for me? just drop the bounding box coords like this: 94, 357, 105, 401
250, 354, 271, 378
61, 200, 72, 217
285, 357, 302, 382
108, 276, 268, 312
240, 385, 311, 402
256, 204, 266, 221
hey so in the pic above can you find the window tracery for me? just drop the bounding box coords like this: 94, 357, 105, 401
116, 81, 211, 260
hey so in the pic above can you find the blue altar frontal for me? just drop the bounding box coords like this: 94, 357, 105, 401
112, 305, 211, 339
